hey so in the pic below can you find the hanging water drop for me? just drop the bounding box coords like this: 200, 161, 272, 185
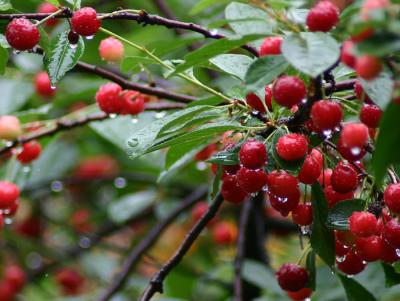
128, 139, 139, 147
300, 225, 310, 235
51, 180, 63, 192
109, 113, 117, 119
131, 118, 138, 124
322, 129, 332, 139
114, 177, 127, 189
155, 112, 166, 119
336, 255, 346, 263
196, 162, 207, 171
396, 248, 400, 257
22, 166, 31, 173
85, 35, 94, 40
350, 147, 361, 156
69, 43, 78, 49
4, 217, 13, 225
210, 29, 218, 36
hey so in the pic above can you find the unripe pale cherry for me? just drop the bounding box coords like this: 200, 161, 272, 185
37, 2, 59, 26
239, 139, 267, 169
360, 104, 382, 128
310, 100, 343, 131
34, 71, 56, 98
17, 141, 42, 164
275, 263, 309, 292
212, 221, 238, 245
306, 1, 340, 32
355, 55, 383, 80
348, 211, 378, 237
0, 181, 20, 210
276, 133, 308, 161
272, 76, 306, 108
384, 183, 400, 213
71, 7, 101, 36
331, 162, 358, 193
99, 37, 125, 62
0, 116, 22, 140
5, 18, 40, 51
340, 122, 369, 150
259, 36, 282, 56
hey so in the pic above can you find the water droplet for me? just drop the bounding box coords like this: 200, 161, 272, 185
69, 43, 78, 49
262, 185, 268, 192
277, 197, 288, 203
346, 274, 354, 278
210, 29, 218, 36
131, 118, 138, 124
12, 50, 21, 55
85, 35, 94, 40
305, 298, 311, 301
22, 166, 31, 173
50, 85, 57, 90
51, 181, 63, 192
350, 147, 361, 156
114, 177, 127, 189
322, 129, 332, 139
301, 98, 307, 104
128, 139, 139, 147
5, 141, 13, 147
26, 252, 42, 269
334, 126, 341, 132
4, 217, 13, 225
300, 225, 310, 235
79, 237, 91, 248
45, 274, 49, 278
196, 162, 207, 171
396, 248, 400, 257
336, 255, 346, 263
250, 192, 258, 197
109, 113, 117, 119
155, 112, 166, 119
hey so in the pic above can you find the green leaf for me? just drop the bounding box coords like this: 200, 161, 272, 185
189, 0, 231, 15
64, 0, 81, 9
338, 274, 377, 301
120, 56, 156, 73
0, 79, 34, 114
326, 199, 365, 230
46, 0, 60, 6
44, 31, 85, 86
0, 0, 11, 11
245, 55, 289, 93
242, 260, 284, 294
0, 34, 9, 48
359, 72, 394, 110
373, 103, 400, 184
210, 54, 254, 81
225, 2, 274, 35
311, 183, 335, 266
108, 190, 158, 224
382, 263, 400, 288
0, 46, 8, 74
281, 32, 340, 78
208, 142, 242, 165
171, 34, 264, 76
306, 251, 316, 290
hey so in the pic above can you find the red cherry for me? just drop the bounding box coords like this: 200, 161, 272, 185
5, 18, 40, 51
337, 138, 366, 161
246, 86, 273, 112
75, 155, 119, 179
298, 154, 322, 184
269, 190, 300, 217
276, 263, 308, 292
324, 186, 354, 208
37, 2, 59, 26
239, 139, 267, 169
268, 170, 300, 198
355, 235, 382, 262
71, 7, 101, 37
291, 203, 313, 226
16, 216, 42, 238
335, 230, 356, 247
360, 104, 382, 128
259, 36, 282, 56
287, 287, 312, 301
34, 71, 55, 98
331, 162, 358, 193
272, 76, 306, 108
56, 268, 84, 295
4, 265, 26, 292
336, 249, 366, 275
221, 175, 247, 204
99, 37, 124, 62
95, 83, 125, 114
380, 237, 400, 263
0, 281, 16, 301
354, 80, 372, 103
237, 167, 268, 193
0, 116, 22, 141
318, 168, 332, 187
306, 1, 340, 32
340, 123, 369, 150
222, 164, 240, 177
384, 219, 400, 248
335, 238, 350, 257
212, 221, 237, 245
310, 100, 343, 131
351, 28, 375, 42
191, 201, 211, 224
17, 141, 42, 164
3, 199, 19, 217
276, 133, 308, 161
341, 40, 356, 68
384, 183, 400, 214
0, 182, 19, 210
349, 211, 378, 237
310, 148, 323, 167
195, 144, 217, 161
355, 55, 383, 80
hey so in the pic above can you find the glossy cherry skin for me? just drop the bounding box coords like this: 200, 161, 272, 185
71, 7, 101, 36
239, 139, 267, 169
5, 18, 40, 51
348, 211, 378, 237
276, 263, 309, 292
276, 134, 308, 161
221, 175, 247, 204
272, 76, 306, 108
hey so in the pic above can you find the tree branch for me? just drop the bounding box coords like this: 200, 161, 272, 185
97, 186, 208, 301
139, 193, 224, 301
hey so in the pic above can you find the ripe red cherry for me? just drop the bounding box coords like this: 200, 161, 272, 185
37, 2, 59, 26
340, 122, 369, 150
351, 28, 374, 42
5, 18, 40, 51
335, 230, 356, 247
237, 167, 268, 193
306, 1, 340, 32
121, 91, 145, 115
380, 238, 400, 263
298, 154, 322, 184
246, 86, 273, 113
272, 76, 306, 108
75, 155, 119, 179
259, 36, 282, 56
310, 100, 343, 131
239, 139, 267, 169
355, 235, 382, 262
34, 71, 55, 98
355, 55, 383, 80
384, 219, 400, 248
221, 175, 247, 204
341, 40, 356, 68
99, 37, 125, 62
95, 83, 125, 114
291, 203, 313, 226
268, 170, 300, 198
212, 221, 238, 245
269, 190, 300, 217
318, 168, 332, 187
276, 263, 308, 292
337, 138, 366, 161
0, 182, 19, 210
349, 211, 377, 237
384, 183, 400, 214
71, 7, 101, 37
222, 164, 240, 177
331, 162, 358, 193
335, 238, 349, 257
0, 281, 15, 301
191, 201, 211, 224
0, 116, 22, 141
336, 249, 366, 275
287, 288, 312, 301
17, 141, 42, 164
16, 216, 42, 238
360, 104, 382, 128
354, 80, 372, 103
276, 133, 308, 161
324, 186, 353, 208
56, 268, 84, 295
195, 144, 217, 161
4, 265, 26, 292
